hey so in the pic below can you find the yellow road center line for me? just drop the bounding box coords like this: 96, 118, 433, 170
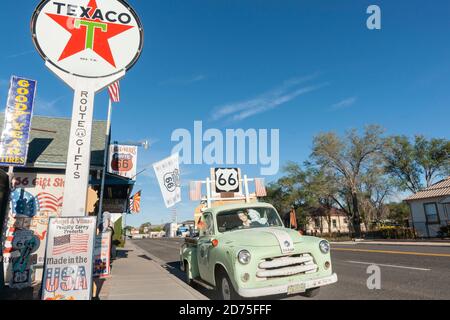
332, 247, 450, 257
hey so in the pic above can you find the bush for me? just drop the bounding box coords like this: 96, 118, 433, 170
375, 226, 416, 239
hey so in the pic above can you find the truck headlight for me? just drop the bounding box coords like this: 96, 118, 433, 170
237, 250, 251, 265
319, 240, 330, 254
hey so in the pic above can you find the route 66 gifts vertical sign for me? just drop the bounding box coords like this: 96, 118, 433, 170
153, 154, 181, 208
31, 0, 143, 216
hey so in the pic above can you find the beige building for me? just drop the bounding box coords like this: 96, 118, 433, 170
405, 177, 450, 238
304, 207, 354, 235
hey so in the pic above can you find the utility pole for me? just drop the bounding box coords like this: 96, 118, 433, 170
97, 98, 113, 230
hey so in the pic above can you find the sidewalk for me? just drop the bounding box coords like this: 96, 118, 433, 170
99, 241, 207, 300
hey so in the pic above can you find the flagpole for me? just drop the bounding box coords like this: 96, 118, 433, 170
98, 98, 113, 229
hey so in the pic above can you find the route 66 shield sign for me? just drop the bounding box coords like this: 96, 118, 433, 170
214, 168, 240, 193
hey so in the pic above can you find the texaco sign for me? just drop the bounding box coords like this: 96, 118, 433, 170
31, 0, 144, 78
30, 0, 143, 217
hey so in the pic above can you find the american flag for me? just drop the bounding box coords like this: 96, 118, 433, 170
108, 81, 120, 103
189, 181, 202, 201
36, 192, 63, 212
254, 178, 267, 197
129, 190, 141, 213
52, 234, 89, 255
3, 227, 15, 254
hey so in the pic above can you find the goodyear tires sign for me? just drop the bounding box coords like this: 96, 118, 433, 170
0, 76, 37, 167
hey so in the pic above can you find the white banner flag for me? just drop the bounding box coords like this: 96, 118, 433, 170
153, 154, 181, 208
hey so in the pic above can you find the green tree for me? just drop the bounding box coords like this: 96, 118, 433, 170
311, 125, 386, 238
139, 222, 152, 234
265, 162, 307, 214
385, 135, 450, 193
386, 202, 410, 226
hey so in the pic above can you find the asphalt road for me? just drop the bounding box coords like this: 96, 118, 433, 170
133, 238, 450, 300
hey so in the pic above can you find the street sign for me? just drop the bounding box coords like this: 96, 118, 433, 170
31, 0, 143, 78
31, 0, 144, 217
213, 168, 240, 193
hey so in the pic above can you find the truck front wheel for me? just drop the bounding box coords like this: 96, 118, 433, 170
216, 271, 239, 300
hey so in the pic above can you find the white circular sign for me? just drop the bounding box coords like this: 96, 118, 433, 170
31, 0, 144, 78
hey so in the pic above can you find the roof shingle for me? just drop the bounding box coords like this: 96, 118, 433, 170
405, 177, 450, 201
0, 113, 107, 168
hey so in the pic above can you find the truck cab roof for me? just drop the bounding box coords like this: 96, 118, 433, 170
202, 201, 275, 216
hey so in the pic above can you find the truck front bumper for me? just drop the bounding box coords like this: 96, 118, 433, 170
237, 273, 338, 298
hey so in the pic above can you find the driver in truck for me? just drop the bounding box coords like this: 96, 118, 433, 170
237, 210, 251, 227
237, 209, 268, 228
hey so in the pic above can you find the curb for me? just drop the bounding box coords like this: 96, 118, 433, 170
127, 241, 208, 300
331, 241, 450, 247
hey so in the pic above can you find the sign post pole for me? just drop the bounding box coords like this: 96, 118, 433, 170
45, 62, 126, 217
61, 82, 96, 216
97, 98, 113, 227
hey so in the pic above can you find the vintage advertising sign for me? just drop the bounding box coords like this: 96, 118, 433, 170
41, 217, 96, 300
0, 76, 37, 166
31, 0, 144, 78
93, 231, 111, 278
31, 0, 144, 217
2, 173, 65, 288
108, 144, 138, 180
153, 154, 181, 208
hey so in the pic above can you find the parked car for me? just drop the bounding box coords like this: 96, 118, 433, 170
180, 202, 337, 300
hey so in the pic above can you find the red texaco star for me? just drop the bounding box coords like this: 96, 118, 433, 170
46, 0, 134, 67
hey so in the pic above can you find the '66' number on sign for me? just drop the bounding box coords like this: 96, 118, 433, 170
215, 168, 240, 193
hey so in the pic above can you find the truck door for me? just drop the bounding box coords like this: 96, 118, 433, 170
197, 213, 214, 283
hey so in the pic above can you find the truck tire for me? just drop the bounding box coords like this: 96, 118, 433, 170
300, 287, 320, 298
184, 261, 193, 286
216, 271, 240, 300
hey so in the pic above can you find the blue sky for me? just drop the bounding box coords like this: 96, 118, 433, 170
1, 0, 449, 227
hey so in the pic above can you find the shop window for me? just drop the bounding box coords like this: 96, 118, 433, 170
424, 203, 440, 224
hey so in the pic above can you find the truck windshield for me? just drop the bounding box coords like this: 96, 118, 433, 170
216, 207, 283, 233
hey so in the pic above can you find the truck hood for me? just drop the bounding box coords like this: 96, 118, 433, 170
220, 227, 304, 249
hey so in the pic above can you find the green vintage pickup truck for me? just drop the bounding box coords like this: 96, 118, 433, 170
180, 202, 337, 300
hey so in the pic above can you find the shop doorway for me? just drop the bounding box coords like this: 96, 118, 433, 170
0, 169, 10, 291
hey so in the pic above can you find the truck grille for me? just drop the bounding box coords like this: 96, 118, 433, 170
256, 253, 318, 279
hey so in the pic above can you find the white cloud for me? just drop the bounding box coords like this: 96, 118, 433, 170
159, 74, 207, 86
34, 96, 65, 116
211, 73, 326, 122
5, 50, 35, 59
330, 96, 357, 110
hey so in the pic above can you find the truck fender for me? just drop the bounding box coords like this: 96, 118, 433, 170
181, 246, 200, 279
214, 261, 237, 291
